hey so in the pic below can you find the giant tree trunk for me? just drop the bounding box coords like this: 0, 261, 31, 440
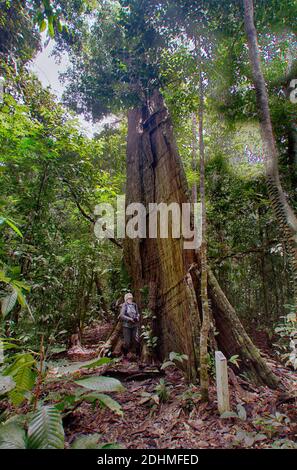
123, 89, 278, 388
244, 0, 297, 306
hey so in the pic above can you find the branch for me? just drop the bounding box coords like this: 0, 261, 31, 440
210, 239, 279, 264
60, 177, 123, 249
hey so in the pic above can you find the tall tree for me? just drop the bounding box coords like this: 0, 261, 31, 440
60, 0, 279, 387
243, 0, 297, 309
195, 39, 210, 401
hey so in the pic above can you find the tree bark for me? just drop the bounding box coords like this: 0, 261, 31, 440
122, 88, 279, 388
243, 0, 297, 308
288, 123, 297, 188
191, 113, 198, 203
198, 65, 210, 401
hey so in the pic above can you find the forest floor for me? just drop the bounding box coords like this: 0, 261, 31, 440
59, 359, 297, 449
3, 322, 297, 449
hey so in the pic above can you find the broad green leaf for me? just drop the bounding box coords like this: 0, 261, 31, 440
71, 433, 102, 449
1, 289, 18, 317
79, 357, 112, 369
4, 353, 35, 376
75, 376, 125, 393
4, 353, 36, 405
8, 366, 36, 405
0, 423, 26, 449
54, 357, 111, 376
83, 392, 123, 416
27, 406, 64, 449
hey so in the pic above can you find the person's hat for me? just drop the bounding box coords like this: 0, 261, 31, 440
124, 293, 133, 302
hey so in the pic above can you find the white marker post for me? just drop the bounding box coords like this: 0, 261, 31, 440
215, 351, 230, 414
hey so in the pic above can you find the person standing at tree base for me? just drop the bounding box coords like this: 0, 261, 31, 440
119, 293, 141, 361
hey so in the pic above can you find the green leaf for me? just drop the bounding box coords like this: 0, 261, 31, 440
13, 280, 30, 291
71, 433, 102, 449
39, 19, 47, 32
83, 393, 123, 416
100, 443, 124, 449
0, 423, 26, 449
57, 20, 63, 33
47, 17, 55, 38
4, 353, 36, 405
54, 357, 111, 376
1, 289, 18, 317
75, 376, 125, 393
14, 286, 26, 308
8, 366, 36, 405
27, 406, 64, 449
0, 338, 20, 351
3, 353, 35, 376
2, 218, 23, 238
79, 357, 112, 369
0, 270, 11, 283
229, 354, 241, 368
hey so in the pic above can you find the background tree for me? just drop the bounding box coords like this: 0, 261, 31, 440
243, 0, 297, 309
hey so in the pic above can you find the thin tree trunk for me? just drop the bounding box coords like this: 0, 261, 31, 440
243, 0, 297, 310
198, 66, 210, 401
207, 268, 278, 387
191, 113, 198, 203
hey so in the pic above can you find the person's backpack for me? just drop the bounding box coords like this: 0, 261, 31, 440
124, 302, 138, 320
